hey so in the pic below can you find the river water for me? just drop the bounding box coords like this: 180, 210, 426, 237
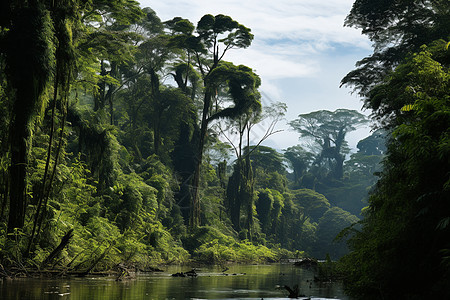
0, 264, 350, 299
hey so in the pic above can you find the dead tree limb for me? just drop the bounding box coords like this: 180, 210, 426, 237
41, 229, 74, 268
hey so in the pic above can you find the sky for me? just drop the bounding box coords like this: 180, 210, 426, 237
138, 0, 374, 151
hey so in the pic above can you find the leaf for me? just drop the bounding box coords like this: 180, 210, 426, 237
401, 104, 416, 112
436, 217, 450, 230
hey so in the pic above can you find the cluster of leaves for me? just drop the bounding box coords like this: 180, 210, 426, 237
188, 226, 284, 264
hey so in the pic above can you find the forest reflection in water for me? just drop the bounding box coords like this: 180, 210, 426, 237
0, 264, 350, 299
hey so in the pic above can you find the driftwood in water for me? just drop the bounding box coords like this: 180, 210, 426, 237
171, 268, 198, 277
7, 268, 116, 277
115, 263, 137, 281
284, 284, 299, 298
284, 284, 308, 299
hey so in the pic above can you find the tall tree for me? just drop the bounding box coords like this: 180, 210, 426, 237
284, 145, 314, 187
223, 108, 261, 233
289, 109, 368, 179
77, 2, 143, 125
2, 2, 55, 233
28, 0, 80, 251
222, 102, 285, 237
185, 15, 256, 227
164, 17, 200, 98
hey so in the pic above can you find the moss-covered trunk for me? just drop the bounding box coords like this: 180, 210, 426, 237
6, 3, 54, 233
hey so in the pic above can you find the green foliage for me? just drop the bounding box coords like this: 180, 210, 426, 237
196, 14, 253, 50
182, 226, 235, 253
141, 222, 190, 264
278, 191, 318, 255
247, 145, 285, 174
188, 13, 258, 228
254, 170, 287, 193
253, 188, 331, 256
306, 129, 385, 217
255, 189, 285, 237
206, 61, 262, 122
0, 1, 382, 274
291, 189, 331, 222
284, 145, 314, 187
314, 207, 359, 260
194, 239, 237, 263
356, 129, 386, 155
256, 189, 275, 233
341, 42, 450, 299
341, 0, 450, 98
194, 238, 281, 264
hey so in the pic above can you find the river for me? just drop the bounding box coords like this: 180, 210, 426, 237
0, 264, 350, 299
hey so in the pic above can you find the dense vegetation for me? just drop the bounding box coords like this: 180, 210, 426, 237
340, 0, 450, 299
0, 1, 380, 275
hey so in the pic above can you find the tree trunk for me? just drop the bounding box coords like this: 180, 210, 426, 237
6, 3, 53, 234
94, 61, 106, 112
190, 89, 213, 227
8, 118, 28, 233
27, 67, 60, 253
226, 162, 242, 231
243, 152, 254, 241
154, 116, 161, 155
334, 154, 345, 179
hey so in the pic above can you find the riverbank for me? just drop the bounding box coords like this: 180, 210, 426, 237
0, 225, 302, 280
0, 264, 350, 300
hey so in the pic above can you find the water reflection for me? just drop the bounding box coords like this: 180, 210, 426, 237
0, 264, 350, 299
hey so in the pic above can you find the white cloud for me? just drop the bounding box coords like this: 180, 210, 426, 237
226, 45, 319, 79
141, 0, 370, 81
260, 82, 282, 102
142, 0, 370, 48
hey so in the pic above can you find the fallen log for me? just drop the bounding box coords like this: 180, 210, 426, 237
41, 229, 74, 268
